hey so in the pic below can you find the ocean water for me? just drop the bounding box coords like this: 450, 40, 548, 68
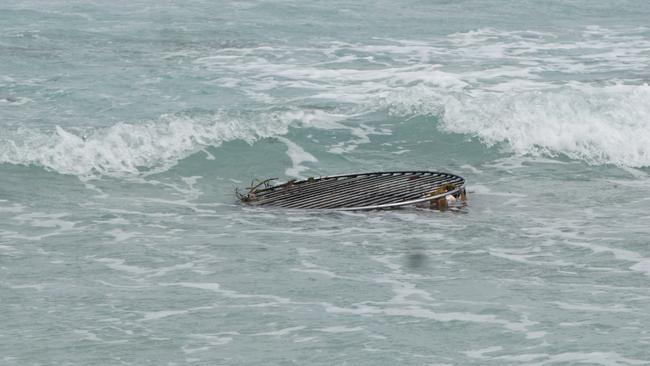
2, 0, 650, 364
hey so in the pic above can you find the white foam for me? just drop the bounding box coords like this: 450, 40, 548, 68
166, 282, 291, 304
190, 28, 650, 167
139, 305, 214, 322
0, 244, 18, 254
13, 212, 76, 230
95, 258, 150, 275
325, 304, 534, 333
291, 267, 338, 278
252, 326, 305, 337
526, 331, 547, 339
489, 247, 574, 267
5, 26, 649, 179
525, 352, 649, 366
459, 164, 483, 174
469, 184, 527, 197
9, 284, 45, 291
182, 346, 210, 354
468, 347, 650, 365
439, 83, 650, 167
106, 228, 139, 242
564, 241, 650, 276
0, 203, 26, 213
0, 110, 333, 178
277, 137, 318, 178
317, 326, 364, 333
176, 282, 222, 291
140, 309, 190, 321
73, 329, 102, 342
187, 333, 236, 346
464, 346, 503, 359
94, 258, 193, 277
293, 337, 318, 343
553, 302, 631, 313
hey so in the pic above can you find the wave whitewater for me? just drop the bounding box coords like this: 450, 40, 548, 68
2, 83, 650, 179
385, 83, 650, 167
3, 27, 650, 177
193, 27, 650, 168
440, 83, 650, 167
0, 110, 344, 177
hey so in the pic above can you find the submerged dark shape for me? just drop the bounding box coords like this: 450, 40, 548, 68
406, 252, 428, 269
237, 171, 467, 210
1, 95, 18, 103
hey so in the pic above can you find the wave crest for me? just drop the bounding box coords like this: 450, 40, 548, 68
438, 83, 650, 167
0, 110, 340, 177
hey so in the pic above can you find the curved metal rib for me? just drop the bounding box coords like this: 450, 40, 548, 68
239, 171, 466, 210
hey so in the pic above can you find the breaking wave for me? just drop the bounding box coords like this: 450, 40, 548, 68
439, 83, 650, 167
190, 26, 650, 167
384, 83, 650, 167
3, 26, 650, 178
0, 110, 344, 177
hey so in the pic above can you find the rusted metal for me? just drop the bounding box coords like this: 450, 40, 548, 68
237, 171, 466, 210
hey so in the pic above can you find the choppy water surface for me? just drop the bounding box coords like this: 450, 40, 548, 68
2, 1, 650, 364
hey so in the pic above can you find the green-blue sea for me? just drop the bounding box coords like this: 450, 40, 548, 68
2, 1, 650, 364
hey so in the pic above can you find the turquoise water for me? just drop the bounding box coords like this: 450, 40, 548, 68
2, 1, 650, 364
